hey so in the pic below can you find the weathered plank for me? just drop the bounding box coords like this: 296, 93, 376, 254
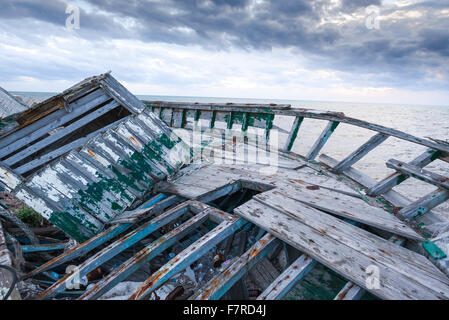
235, 200, 449, 300
399, 189, 449, 221
386, 159, 449, 191
4, 100, 120, 166
334, 235, 404, 300
0, 89, 109, 159
39, 201, 191, 299
305, 121, 339, 161
332, 133, 389, 174
257, 254, 316, 300
283, 116, 304, 152
274, 185, 422, 240
128, 216, 246, 300
367, 149, 441, 196
254, 192, 446, 285
79, 210, 209, 300
193, 233, 279, 300
15, 117, 129, 175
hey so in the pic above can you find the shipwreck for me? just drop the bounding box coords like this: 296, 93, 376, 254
0, 73, 449, 300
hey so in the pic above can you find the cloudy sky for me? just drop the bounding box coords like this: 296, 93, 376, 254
0, 0, 448, 105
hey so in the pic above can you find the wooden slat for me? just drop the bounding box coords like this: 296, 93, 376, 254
39, 202, 191, 299
15, 117, 128, 175
235, 200, 449, 300
367, 149, 441, 196
305, 121, 339, 161
128, 216, 246, 300
386, 159, 449, 190
4, 100, 120, 166
254, 193, 445, 284
0, 89, 108, 159
283, 116, 304, 152
272, 185, 422, 241
257, 254, 316, 300
319, 153, 446, 236
193, 233, 279, 300
334, 235, 404, 300
332, 133, 389, 173
79, 210, 209, 300
399, 189, 449, 221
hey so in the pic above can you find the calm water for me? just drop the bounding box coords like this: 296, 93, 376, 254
14, 92, 449, 218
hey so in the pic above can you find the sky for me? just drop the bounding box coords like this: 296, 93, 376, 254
0, 0, 448, 105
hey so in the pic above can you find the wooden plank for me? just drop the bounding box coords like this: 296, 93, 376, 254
283, 116, 304, 152
387, 159, 449, 190
399, 189, 449, 221
18, 242, 67, 254
254, 192, 447, 286
257, 254, 316, 300
332, 133, 389, 173
319, 153, 446, 237
193, 233, 279, 300
367, 149, 441, 196
39, 201, 191, 299
0, 89, 108, 159
128, 216, 246, 300
15, 117, 129, 175
334, 235, 404, 300
273, 185, 423, 241
4, 100, 120, 166
305, 121, 339, 161
79, 211, 209, 300
25, 224, 132, 279
235, 200, 449, 300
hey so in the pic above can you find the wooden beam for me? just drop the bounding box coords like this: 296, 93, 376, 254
305, 121, 339, 161
332, 133, 389, 174
39, 202, 191, 299
386, 159, 449, 190
399, 189, 449, 221
4, 100, 120, 166
257, 254, 316, 300
79, 210, 209, 300
283, 116, 304, 152
193, 233, 279, 300
367, 149, 440, 196
128, 216, 246, 300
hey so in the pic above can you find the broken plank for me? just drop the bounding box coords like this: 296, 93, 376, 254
275, 184, 422, 241
283, 116, 304, 152
39, 201, 192, 299
193, 233, 279, 300
305, 121, 339, 161
254, 192, 447, 287
79, 210, 209, 300
257, 254, 316, 300
235, 200, 449, 300
4, 100, 120, 166
128, 216, 246, 300
334, 235, 405, 300
332, 133, 389, 174
367, 149, 441, 196
399, 189, 449, 221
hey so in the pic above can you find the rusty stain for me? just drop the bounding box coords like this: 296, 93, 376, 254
87, 149, 95, 157
306, 185, 320, 190
129, 136, 141, 147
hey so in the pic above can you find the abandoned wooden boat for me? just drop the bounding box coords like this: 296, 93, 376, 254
0, 73, 448, 300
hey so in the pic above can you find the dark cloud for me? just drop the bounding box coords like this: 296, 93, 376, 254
0, 0, 448, 89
